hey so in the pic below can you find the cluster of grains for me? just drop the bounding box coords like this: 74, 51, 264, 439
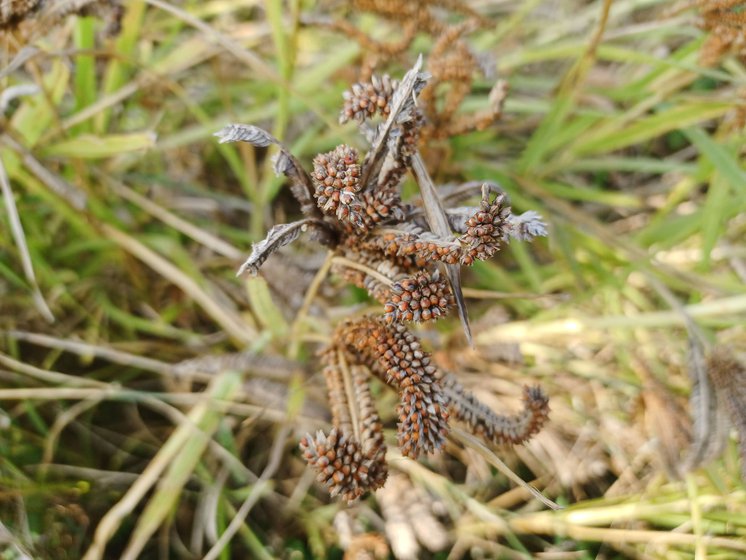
341, 75, 399, 124
458, 191, 510, 265
0, 0, 41, 28
311, 145, 362, 223
383, 271, 454, 323
299, 428, 381, 502
441, 376, 550, 445
698, 0, 746, 66
321, 350, 354, 434
351, 189, 405, 233
299, 349, 388, 503
357, 227, 458, 269
227, 61, 550, 504
342, 318, 449, 458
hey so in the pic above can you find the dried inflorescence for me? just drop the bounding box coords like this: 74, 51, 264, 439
341, 75, 399, 124
441, 375, 550, 446
0, 0, 123, 33
312, 144, 363, 223
219, 57, 549, 503
696, 0, 746, 66
310, 1, 506, 140
339, 316, 451, 459
299, 348, 388, 502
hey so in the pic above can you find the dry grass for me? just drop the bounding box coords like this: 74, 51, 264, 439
0, 0, 745, 558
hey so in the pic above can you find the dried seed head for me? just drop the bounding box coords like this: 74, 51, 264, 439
459, 191, 511, 265
341, 318, 450, 458
442, 374, 550, 446
299, 427, 387, 503
384, 271, 454, 324
312, 145, 362, 222
0, 0, 42, 28
358, 226, 459, 269
344, 189, 405, 234
341, 75, 399, 124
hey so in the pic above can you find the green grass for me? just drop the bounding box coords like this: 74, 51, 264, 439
1, 1, 745, 558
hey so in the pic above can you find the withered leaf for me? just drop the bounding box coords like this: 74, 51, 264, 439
360, 54, 430, 190
214, 123, 277, 147
215, 124, 319, 218
237, 220, 317, 277
272, 150, 318, 217
410, 152, 472, 345
507, 211, 548, 241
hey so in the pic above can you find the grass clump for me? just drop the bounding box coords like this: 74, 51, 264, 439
1, 0, 745, 558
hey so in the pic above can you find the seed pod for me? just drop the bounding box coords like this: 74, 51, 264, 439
459, 191, 511, 265
299, 427, 387, 503
384, 271, 454, 324
340, 75, 399, 124
312, 145, 362, 223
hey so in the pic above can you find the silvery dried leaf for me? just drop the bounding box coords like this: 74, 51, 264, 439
445, 207, 478, 233
360, 55, 430, 190
214, 124, 277, 147
237, 220, 315, 277
507, 211, 548, 241
410, 152, 472, 345
359, 122, 380, 145
215, 124, 319, 218
272, 150, 319, 217
475, 51, 497, 79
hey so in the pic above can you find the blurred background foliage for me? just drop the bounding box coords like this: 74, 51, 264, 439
0, 0, 745, 558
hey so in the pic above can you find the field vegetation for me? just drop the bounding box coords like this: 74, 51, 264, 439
0, 0, 745, 558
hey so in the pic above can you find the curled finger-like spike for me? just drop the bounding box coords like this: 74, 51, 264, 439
340, 317, 450, 458
441, 373, 550, 446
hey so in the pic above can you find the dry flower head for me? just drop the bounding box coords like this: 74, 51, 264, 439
310, 1, 506, 140
217, 56, 550, 503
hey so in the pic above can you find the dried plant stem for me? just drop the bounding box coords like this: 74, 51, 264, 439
0, 351, 108, 388
41, 397, 107, 467
450, 427, 561, 511
338, 349, 362, 444
101, 173, 243, 260
507, 517, 746, 553
102, 224, 255, 345
461, 288, 562, 300
331, 255, 395, 288
289, 250, 334, 360
202, 426, 290, 560
0, 149, 54, 322
477, 294, 746, 343
4, 330, 196, 379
